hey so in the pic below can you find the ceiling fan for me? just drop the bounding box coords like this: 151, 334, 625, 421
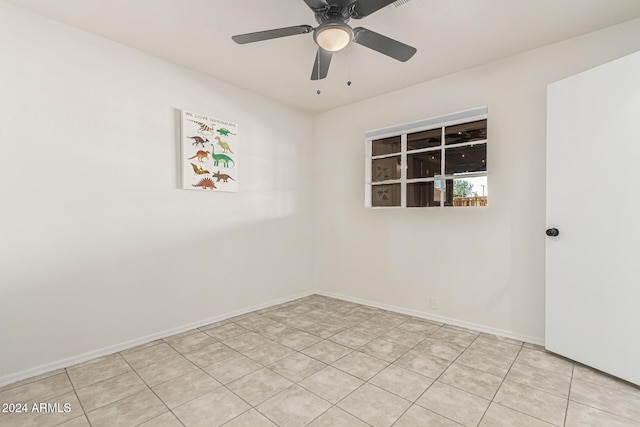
231, 0, 417, 80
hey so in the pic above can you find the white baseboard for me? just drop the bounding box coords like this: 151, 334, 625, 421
1, 288, 545, 388
0, 290, 315, 388
314, 289, 545, 346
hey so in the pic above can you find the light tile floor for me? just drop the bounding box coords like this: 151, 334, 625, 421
1, 295, 639, 426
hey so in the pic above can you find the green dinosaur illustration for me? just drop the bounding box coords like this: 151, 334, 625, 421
216, 128, 236, 136
214, 136, 235, 154
210, 145, 235, 168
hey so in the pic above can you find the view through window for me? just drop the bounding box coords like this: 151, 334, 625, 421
366, 107, 488, 208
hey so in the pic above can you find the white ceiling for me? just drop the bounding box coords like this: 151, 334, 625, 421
6, 0, 640, 113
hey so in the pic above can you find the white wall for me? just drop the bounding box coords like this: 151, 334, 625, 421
0, 3, 314, 378
3, 1, 640, 382
313, 19, 640, 342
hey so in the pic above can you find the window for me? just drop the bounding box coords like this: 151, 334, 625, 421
365, 107, 488, 208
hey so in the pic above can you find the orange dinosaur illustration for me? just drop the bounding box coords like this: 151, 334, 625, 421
187, 150, 210, 162
190, 163, 210, 175
192, 178, 216, 190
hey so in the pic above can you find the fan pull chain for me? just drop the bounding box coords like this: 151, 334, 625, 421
347, 43, 352, 87
316, 50, 322, 95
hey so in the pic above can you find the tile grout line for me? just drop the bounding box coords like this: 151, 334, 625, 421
481, 345, 573, 427
151, 338, 243, 427
118, 353, 186, 427
563, 363, 575, 426
0, 369, 65, 395
566, 380, 640, 424
357, 321, 477, 426
0, 371, 81, 415
146, 336, 256, 425
475, 341, 523, 426
62, 368, 92, 427
253, 400, 293, 427
239, 347, 354, 427
569, 368, 640, 398
503, 359, 575, 403
410, 330, 489, 426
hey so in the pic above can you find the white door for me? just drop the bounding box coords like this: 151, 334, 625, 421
546, 50, 640, 386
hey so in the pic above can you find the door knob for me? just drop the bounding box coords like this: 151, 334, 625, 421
546, 228, 559, 237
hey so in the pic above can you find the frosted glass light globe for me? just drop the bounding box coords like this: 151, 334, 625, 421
316, 26, 351, 51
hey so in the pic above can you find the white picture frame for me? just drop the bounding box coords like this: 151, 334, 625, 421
180, 110, 238, 192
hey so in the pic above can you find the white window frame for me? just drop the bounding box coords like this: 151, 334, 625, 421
365, 106, 488, 208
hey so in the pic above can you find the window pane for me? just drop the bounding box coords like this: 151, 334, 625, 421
443, 177, 488, 207
407, 128, 441, 150
407, 151, 441, 179
372, 156, 401, 182
444, 144, 487, 175
407, 181, 442, 207
445, 120, 487, 145
372, 184, 401, 207
372, 136, 401, 156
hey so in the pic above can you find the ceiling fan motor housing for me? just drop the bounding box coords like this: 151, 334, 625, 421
313, 4, 354, 24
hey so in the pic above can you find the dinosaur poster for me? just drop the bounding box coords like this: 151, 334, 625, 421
180, 110, 238, 192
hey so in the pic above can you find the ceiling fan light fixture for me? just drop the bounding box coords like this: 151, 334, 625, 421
315, 24, 352, 52
231, 1, 417, 81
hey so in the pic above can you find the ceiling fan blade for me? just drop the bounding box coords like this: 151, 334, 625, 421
232, 25, 313, 44
353, 0, 396, 17
329, 0, 356, 6
353, 27, 416, 62
303, 0, 329, 10
311, 48, 332, 80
